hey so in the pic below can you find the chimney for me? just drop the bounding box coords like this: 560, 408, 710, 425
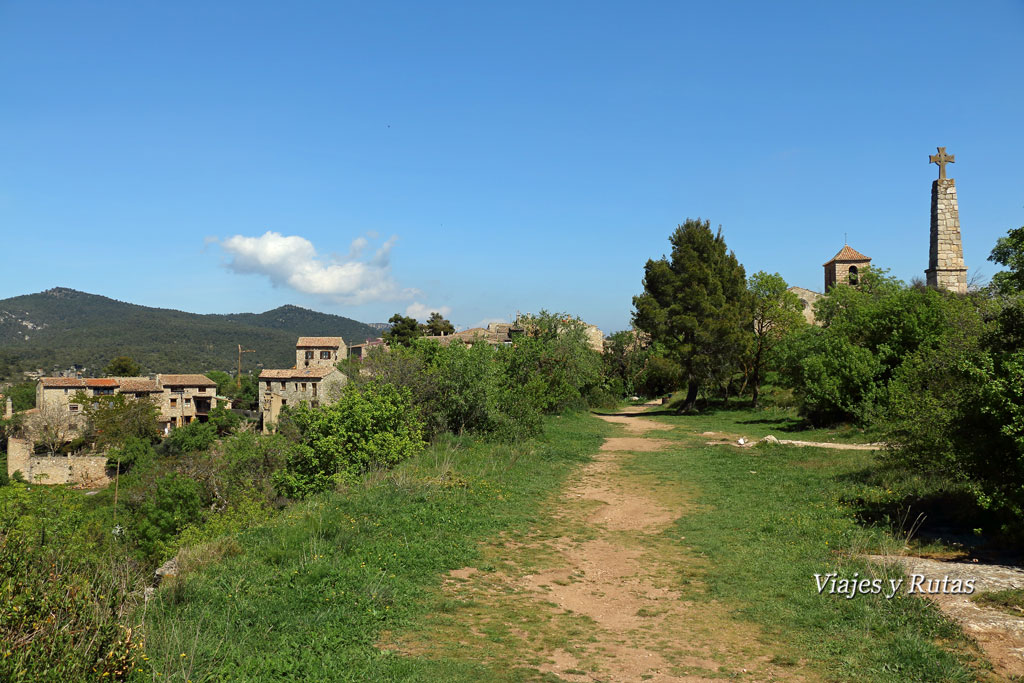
4, 397, 12, 420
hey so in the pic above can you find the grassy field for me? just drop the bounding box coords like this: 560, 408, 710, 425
141, 401, 987, 681
629, 401, 984, 681
141, 412, 614, 681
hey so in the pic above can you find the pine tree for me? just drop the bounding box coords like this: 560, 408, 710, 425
632, 218, 751, 411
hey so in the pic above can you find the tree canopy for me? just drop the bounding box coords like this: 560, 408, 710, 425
989, 225, 1024, 294
632, 219, 751, 410
382, 314, 424, 347
422, 312, 455, 336
103, 355, 141, 377
747, 272, 804, 407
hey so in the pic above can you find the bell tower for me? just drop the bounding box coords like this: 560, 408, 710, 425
824, 244, 871, 290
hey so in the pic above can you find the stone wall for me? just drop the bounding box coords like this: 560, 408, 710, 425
6, 437, 112, 488
788, 287, 823, 325
926, 178, 968, 294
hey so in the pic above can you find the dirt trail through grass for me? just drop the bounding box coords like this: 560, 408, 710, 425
383, 406, 814, 681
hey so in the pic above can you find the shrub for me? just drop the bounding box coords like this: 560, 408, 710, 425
107, 436, 156, 474
131, 472, 204, 559
0, 521, 141, 681
275, 382, 425, 498
162, 420, 217, 455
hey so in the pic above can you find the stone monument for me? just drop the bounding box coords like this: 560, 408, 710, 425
925, 146, 967, 293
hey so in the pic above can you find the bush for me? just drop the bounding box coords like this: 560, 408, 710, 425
0, 521, 141, 681
161, 420, 217, 455
275, 382, 425, 499
107, 436, 156, 474
132, 472, 204, 559
880, 296, 1024, 535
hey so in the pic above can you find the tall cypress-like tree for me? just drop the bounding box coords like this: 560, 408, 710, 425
632, 218, 751, 411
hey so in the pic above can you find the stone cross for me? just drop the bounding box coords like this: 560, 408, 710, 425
929, 146, 955, 180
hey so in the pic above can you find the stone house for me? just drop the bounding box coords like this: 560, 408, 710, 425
787, 286, 823, 325
296, 336, 346, 368
348, 337, 387, 361
258, 365, 346, 432
32, 374, 229, 437
155, 374, 221, 433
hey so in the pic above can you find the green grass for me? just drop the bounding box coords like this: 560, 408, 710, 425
637, 393, 880, 444
141, 411, 613, 681
625, 403, 983, 681
972, 588, 1024, 616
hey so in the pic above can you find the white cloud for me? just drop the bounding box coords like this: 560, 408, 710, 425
216, 231, 419, 305
405, 302, 452, 321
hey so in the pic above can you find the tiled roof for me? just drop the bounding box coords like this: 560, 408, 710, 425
423, 328, 508, 347
296, 336, 344, 348
259, 366, 338, 380
158, 374, 218, 387
823, 245, 871, 265
84, 378, 119, 388
118, 378, 161, 393
40, 377, 87, 388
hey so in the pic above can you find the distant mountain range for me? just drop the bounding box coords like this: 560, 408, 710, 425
0, 288, 383, 380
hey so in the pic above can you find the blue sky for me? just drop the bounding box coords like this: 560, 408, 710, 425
2, 1, 1022, 335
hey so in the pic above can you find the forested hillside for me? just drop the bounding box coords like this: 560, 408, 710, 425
0, 288, 380, 378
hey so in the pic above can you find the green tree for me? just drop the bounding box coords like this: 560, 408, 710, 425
747, 271, 805, 407
275, 382, 425, 498
422, 311, 456, 336
75, 392, 160, 449
778, 269, 981, 424
989, 225, 1024, 294
5, 382, 36, 412
632, 219, 751, 411
103, 355, 141, 377
383, 314, 423, 347
503, 311, 603, 414
206, 370, 257, 411
602, 330, 650, 398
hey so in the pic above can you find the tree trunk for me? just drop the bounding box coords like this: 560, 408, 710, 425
678, 381, 700, 412
751, 343, 763, 409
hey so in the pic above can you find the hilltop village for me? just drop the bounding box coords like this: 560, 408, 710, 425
2, 321, 606, 486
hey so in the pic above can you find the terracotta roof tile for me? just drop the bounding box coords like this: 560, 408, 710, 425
296, 336, 344, 347
823, 245, 871, 266
158, 374, 218, 387
84, 378, 119, 388
118, 378, 161, 393
40, 377, 87, 388
259, 366, 338, 380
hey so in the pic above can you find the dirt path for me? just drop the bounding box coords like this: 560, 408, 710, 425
383, 405, 814, 681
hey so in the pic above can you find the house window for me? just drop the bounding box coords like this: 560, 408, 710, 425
281, 399, 287, 406
280, 381, 286, 390
64, 388, 69, 394
320, 351, 331, 359
848, 265, 859, 285
301, 383, 307, 391
265, 382, 271, 391
69, 404, 79, 412
305, 350, 314, 360
312, 383, 317, 397
184, 398, 191, 407
198, 387, 206, 393
170, 398, 177, 407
